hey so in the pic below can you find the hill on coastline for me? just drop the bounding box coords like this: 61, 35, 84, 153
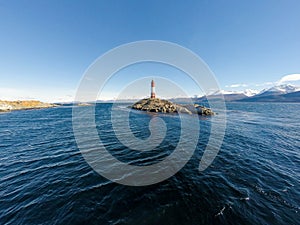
0, 100, 56, 112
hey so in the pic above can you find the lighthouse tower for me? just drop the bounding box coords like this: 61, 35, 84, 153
151, 80, 156, 98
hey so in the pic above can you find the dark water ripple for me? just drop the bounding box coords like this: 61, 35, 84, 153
0, 103, 299, 225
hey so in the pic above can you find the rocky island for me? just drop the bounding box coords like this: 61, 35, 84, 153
131, 98, 214, 115
0, 100, 56, 112
131, 80, 215, 116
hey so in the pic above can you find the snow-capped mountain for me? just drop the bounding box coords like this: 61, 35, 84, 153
202, 90, 249, 101
258, 84, 300, 96
210, 89, 259, 97
197, 84, 300, 102
211, 90, 237, 95
242, 89, 260, 97
239, 84, 300, 102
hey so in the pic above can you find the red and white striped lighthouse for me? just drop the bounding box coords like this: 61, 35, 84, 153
150, 79, 156, 98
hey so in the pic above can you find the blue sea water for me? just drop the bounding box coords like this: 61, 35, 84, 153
0, 102, 299, 225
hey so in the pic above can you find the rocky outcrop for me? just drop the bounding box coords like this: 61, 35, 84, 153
77, 102, 92, 106
131, 98, 215, 115
185, 104, 216, 116
0, 100, 56, 112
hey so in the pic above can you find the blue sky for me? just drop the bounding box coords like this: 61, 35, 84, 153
0, 0, 300, 101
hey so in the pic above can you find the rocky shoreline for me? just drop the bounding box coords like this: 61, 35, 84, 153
131, 98, 215, 115
0, 100, 57, 112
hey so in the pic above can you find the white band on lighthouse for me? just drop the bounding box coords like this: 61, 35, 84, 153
151, 87, 155, 94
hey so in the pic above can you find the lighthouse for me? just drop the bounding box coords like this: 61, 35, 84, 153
151, 79, 156, 98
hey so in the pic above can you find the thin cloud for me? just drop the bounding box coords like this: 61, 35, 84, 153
225, 83, 248, 88
255, 82, 274, 87
278, 74, 300, 84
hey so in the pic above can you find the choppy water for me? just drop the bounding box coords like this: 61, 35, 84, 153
0, 102, 299, 225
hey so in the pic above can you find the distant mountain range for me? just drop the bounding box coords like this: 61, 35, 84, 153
54, 84, 300, 104
195, 84, 300, 102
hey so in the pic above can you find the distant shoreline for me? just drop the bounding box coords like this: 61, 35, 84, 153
0, 100, 57, 113
1, 99, 299, 114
